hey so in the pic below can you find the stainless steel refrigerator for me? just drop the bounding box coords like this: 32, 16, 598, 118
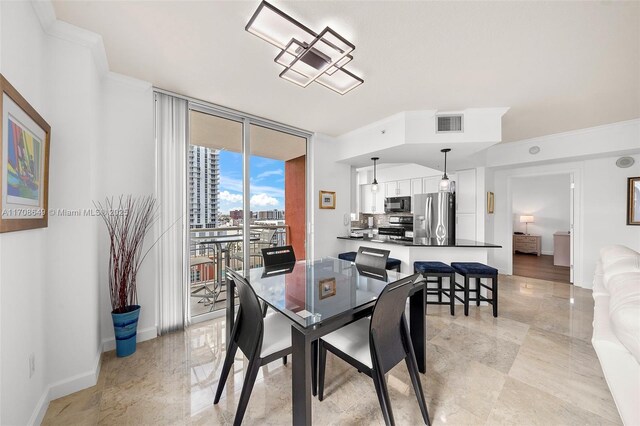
413, 192, 456, 243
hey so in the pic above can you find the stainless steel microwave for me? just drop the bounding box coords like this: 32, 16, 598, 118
384, 196, 411, 213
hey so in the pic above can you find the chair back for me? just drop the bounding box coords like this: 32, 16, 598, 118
355, 246, 390, 270
228, 270, 264, 359
261, 245, 296, 267
369, 273, 421, 373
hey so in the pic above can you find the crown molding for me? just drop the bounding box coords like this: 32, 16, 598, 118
30, 0, 151, 90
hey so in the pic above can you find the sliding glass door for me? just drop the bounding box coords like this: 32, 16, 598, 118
187, 103, 309, 320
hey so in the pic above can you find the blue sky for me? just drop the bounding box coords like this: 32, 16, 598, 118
218, 150, 285, 214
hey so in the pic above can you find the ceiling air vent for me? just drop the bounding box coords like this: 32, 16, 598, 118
436, 115, 463, 133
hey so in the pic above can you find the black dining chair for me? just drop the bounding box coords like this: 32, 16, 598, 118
261, 245, 296, 267
317, 273, 431, 426
355, 246, 390, 270
214, 272, 293, 426
259, 245, 296, 319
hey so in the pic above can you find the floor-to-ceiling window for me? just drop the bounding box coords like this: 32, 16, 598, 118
186, 102, 309, 320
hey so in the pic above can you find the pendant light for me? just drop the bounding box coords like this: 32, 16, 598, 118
439, 148, 451, 192
371, 157, 379, 192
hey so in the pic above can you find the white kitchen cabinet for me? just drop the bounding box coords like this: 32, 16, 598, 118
411, 178, 423, 196
397, 179, 411, 196
456, 214, 476, 240
422, 176, 440, 194
456, 169, 476, 214
385, 179, 411, 197
360, 184, 384, 214
384, 181, 397, 198
360, 184, 374, 214
374, 189, 385, 213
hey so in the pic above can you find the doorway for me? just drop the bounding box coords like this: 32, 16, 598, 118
510, 173, 573, 283
187, 105, 309, 321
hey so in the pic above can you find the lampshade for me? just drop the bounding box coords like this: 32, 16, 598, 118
519, 215, 534, 223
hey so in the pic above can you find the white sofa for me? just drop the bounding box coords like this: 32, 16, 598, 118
592, 245, 640, 425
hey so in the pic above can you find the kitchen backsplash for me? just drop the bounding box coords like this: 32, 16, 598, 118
351, 213, 392, 229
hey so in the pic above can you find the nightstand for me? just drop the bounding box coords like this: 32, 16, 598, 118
513, 234, 541, 256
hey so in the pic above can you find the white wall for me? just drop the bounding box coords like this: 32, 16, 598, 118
98, 76, 155, 351
0, 2, 155, 424
311, 133, 351, 259
511, 174, 571, 254
490, 154, 640, 288
1, 2, 58, 424
582, 155, 640, 284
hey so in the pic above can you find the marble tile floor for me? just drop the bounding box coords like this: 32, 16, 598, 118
42, 274, 621, 425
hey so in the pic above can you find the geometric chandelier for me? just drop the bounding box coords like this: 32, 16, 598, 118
245, 1, 364, 95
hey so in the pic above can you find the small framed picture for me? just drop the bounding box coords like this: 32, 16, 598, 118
319, 277, 336, 299
319, 190, 336, 209
1, 74, 51, 233
487, 192, 494, 214
627, 177, 640, 225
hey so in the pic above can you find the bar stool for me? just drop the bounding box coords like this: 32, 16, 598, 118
338, 251, 402, 272
451, 262, 499, 317
413, 261, 456, 316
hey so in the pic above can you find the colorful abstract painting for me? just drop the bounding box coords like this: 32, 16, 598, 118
7, 116, 41, 202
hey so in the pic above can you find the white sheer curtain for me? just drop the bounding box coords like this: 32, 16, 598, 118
155, 92, 189, 334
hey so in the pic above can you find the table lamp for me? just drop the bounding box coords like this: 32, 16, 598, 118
520, 215, 534, 235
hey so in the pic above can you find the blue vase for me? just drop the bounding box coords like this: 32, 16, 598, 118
111, 305, 141, 357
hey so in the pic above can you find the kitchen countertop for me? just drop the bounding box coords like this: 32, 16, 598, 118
337, 235, 502, 248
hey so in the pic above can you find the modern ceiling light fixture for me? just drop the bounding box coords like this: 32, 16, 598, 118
245, 1, 364, 95
371, 157, 379, 192
439, 148, 452, 192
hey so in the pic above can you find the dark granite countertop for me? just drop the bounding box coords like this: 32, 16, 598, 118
337, 235, 501, 248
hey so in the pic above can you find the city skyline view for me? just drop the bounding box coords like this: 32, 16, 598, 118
218, 150, 285, 215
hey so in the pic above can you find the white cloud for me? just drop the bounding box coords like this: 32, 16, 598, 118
250, 193, 279, 207
220, 174, 284, 198
256, 169, 283, 180
219, 190, 243, 203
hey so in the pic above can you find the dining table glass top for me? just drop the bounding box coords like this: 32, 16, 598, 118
235, 257, 409, 328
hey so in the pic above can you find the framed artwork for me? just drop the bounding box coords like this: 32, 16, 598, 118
0, 74, 51, 233
319, 277, 336, 299
487, 192, 494, 214
319, 190, 336, 209
628, 177, 640, 225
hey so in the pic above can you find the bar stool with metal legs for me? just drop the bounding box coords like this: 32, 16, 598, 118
451, 262, 499, 317
413, 261, 456, 316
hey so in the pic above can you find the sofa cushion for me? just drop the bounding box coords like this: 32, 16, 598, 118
603, 257, 640, 290
608, 273, 640, 363
601, 245, 640, 268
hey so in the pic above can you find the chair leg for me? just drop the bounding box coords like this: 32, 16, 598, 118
261, 301, 268, 317
372, 369, 395, 426
437, 277, 442, 303
476, 277, 481, 307
318, 341, 327, 401
493, 274, 498, 318
405, 355, 431, 425
282, 356, 287, 365
214, 340, 239, 404
232, 357, 261, 426
449, 273, 455, 316
464, 276, 470, 316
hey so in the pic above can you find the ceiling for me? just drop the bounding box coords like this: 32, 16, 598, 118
190, 111, 306, 161
53, 1, 639, 142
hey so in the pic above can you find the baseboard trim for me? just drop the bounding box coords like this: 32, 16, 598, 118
28, 350, 102, 426
541, 250, 554, 256
28, 387, 50, 426
101, 326, 158, 353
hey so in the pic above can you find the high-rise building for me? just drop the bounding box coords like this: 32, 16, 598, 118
188, 145, 220, 229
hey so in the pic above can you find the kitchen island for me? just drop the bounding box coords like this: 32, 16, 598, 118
337, 235, 501, 273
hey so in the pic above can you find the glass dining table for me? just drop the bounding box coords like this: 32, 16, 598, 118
225, 257, 427, 426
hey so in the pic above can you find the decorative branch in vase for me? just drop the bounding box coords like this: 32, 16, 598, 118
94, 195, 158, 357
